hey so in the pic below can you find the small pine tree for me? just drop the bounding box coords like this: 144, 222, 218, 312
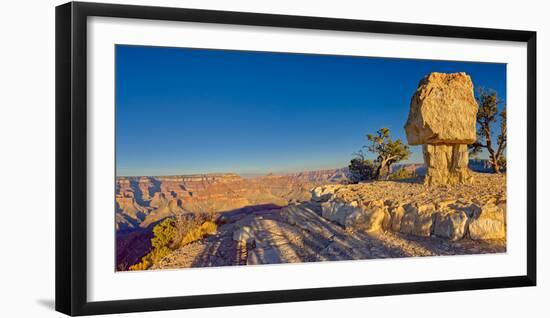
365, 128, 411, 180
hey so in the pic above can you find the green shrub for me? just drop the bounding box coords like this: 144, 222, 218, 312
151, 218, 178, 250
389, 167, 414, 180
129, 215, 218, 271
348, 156, 376, 183
129, 218, 178, 271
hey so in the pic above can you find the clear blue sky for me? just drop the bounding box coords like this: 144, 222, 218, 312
115, 45, 506, 177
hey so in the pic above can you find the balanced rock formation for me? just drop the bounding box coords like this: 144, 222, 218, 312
404, 72, 478, 185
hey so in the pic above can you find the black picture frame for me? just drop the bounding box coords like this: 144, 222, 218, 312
55, 1, 537, 316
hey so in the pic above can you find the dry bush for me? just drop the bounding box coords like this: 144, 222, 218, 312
180, 221, 218, 246
129, 213, 218, 271
172, 213, 210, 242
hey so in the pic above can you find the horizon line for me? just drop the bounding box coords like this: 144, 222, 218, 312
115, 162, 429, 178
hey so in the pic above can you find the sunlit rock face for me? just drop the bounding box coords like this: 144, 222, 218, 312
404, 72, 478, 185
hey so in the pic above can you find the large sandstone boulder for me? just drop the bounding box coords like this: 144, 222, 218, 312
433, 211, 468, 241
389, 205, 406, 232
404, 72, 478, 185
321, 201, 362, 226
405, 72, 478, 145
399, 203, 436, 237
311, 184, 342, 202
345, 205, 389, 233
468, 203, 506, 240
321, 200, 389, 233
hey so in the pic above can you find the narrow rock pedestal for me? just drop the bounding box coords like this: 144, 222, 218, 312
423, 144, 473, 185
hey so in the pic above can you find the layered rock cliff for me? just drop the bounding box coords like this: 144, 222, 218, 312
115, 170, 346, 232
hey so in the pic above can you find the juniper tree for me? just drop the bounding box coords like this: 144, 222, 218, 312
365, 128, 411, 180
469, 88, 507, 173
348, 151, 376, 183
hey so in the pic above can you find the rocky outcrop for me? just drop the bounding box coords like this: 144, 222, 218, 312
433, 210, 469, 241
321, 199, 389, 233
310, 172, 506, 241
152, 194, 505, 269
404, 72, 478, 185
311, 184, 343, 202
400, 203, 436, 237
468, 202, 506, 240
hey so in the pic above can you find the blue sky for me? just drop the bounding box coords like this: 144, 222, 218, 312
115, 45, 506, 177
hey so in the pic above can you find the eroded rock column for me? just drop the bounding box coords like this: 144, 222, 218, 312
404, 72, 478, 186
423, 144, 473, 185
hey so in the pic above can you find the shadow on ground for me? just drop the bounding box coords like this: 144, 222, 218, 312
36, 299, 55, 311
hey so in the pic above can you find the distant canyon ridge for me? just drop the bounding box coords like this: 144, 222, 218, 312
116, 168, 349, 231
115, 167, 346, 268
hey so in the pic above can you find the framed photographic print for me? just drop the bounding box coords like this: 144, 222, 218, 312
55, 1, 536, 316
